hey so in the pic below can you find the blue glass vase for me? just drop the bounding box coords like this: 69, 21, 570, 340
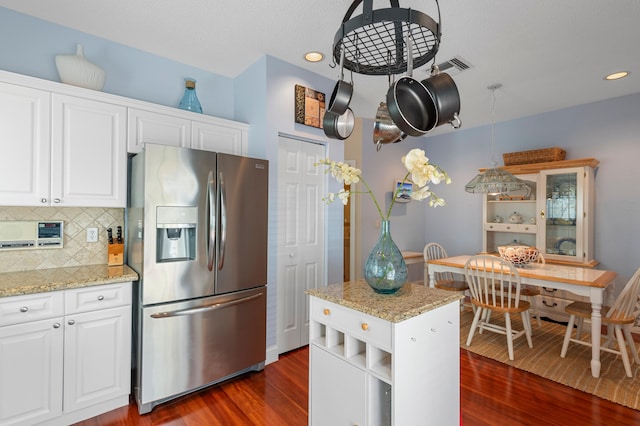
178, 78, 203, 113
364, 220, 408, 294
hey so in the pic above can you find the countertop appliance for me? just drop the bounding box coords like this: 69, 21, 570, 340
127, 144, 268, 414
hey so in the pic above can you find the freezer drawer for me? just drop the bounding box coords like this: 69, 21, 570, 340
135, 287, 266, 413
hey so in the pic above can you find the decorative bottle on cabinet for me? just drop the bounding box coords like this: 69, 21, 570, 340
178, 78, 203, 113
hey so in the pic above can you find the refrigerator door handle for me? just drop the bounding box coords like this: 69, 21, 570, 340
149, 292, 263, 319
206, 170, 216, 271
218, 171, 227, 270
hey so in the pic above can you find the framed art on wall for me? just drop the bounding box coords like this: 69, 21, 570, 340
295, 84, 325, 128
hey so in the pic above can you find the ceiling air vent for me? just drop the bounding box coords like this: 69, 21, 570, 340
435, 56, 472, 76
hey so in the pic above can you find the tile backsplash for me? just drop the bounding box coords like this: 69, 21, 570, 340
0, 206, 124, 272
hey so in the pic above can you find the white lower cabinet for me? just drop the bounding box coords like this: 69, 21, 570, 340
309, 297, 459, 425
0, 282, 132, 426
0, 317, 64, 425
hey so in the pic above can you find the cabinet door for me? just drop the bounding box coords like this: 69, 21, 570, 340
310, 345, 366, 426
51, 94, 127, 207
191, 120, 246, 154
538, 167, 591, 263
0, 82, 51, 206
63, 306, 132, 413
127, 108, 191, 153
0, 318, 63, 425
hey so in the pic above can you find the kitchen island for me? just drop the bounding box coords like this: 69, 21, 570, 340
307, 280, 462, 426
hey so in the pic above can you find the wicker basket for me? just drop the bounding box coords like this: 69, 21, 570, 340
503, 148, 566, 166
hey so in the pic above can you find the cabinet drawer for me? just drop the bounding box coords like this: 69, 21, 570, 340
311, 299, 391, 350
539, 287, 588, 302
484, 223, 537, 233
0, 291, 64, 327
65, 282, 132, 314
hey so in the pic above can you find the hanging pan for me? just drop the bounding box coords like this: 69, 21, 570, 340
386, 35, 438, 136
373, 101, 407, 151
326, 47, 353, 116
422, 66, 462, 129
323, 107, 355, 140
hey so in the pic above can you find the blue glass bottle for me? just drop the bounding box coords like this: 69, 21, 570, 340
178, 78, 203, 113
364, 220, 408, 294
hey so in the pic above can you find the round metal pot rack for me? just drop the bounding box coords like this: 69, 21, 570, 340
333, 0, 440, 76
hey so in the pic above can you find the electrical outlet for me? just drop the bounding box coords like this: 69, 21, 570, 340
87, 227, 98, 243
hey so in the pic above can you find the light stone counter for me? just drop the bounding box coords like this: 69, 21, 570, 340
306, 279, 462, 323
0, 264, 138, 298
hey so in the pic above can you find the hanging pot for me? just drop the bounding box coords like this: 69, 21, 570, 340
421, 67, 462, 129
323, 108, 355, 140
386, 36, 438, 136
373, 102, 406, 151
326, 48, 353, 116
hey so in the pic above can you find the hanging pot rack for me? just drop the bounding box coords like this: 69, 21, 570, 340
333, 0, 440, 76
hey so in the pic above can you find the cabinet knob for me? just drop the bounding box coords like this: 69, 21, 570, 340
97, 295, 104, 301
489, 225, 494, 229
53, 198, 61, 204
323, 308, 330, 316
361, 323, 369, 331
68, 319, 75, 325
53, 323, 61, 329
41, 198, 48, 203
525, 227, 529, 231
506, 226, 511, 230
20, 306, 28, 313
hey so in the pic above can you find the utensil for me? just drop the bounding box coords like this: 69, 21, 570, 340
116, 226, 122, 243
326, 47, 353, 116
323, 107, 355, 140
386, 35, 438, 136
421, 66, 462, 129
107, 227, 113, 244
373, 102, 406, 151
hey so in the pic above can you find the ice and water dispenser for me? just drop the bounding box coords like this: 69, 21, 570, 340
156, 206, 197, 262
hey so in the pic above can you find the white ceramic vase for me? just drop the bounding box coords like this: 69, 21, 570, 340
55, 44, 105, 91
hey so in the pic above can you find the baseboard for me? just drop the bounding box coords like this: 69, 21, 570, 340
266, 344, 279, 365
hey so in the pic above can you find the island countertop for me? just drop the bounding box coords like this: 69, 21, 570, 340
0, 264, 139, 298
306, 279, 462, 323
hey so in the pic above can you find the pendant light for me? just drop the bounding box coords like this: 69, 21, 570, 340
464, 84, 526, 195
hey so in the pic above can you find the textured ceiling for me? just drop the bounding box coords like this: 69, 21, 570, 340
2, 0, 639, 135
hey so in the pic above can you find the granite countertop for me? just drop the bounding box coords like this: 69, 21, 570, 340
0, 264, 139, 298
306, 279, 462, 323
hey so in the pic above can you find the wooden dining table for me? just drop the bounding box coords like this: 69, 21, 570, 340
426, 255, 618, 378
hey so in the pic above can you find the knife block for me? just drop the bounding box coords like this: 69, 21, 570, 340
108, 243, 124, 266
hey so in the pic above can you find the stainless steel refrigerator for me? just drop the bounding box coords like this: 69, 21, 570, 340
127, 143, 268, 414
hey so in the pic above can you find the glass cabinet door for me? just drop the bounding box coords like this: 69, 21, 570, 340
539, 168, 584, 262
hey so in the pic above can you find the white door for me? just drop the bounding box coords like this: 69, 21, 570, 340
277, 136, 325, 354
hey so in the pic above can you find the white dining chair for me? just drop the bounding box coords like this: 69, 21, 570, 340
560, 267, 640, 377
423, 242, 470, 311
465, 254, 533, 361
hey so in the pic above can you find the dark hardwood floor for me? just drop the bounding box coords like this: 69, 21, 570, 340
75, 347, 640, 426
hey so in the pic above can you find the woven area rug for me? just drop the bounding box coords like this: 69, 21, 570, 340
459, 309, 640, 411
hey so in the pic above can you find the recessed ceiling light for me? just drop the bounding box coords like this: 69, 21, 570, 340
304, 51, 324, 62
605, 71, 629, 81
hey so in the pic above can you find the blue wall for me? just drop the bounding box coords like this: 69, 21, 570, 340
0, 7, 235, 119
411, 92, 640, 283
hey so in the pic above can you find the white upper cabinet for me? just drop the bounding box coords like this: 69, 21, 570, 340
0, 75, 127, 208
127, 107, 248, 155
0, 82, 51, 206
127, 108, 191, 152
52, 94, 127, 207
191, 120, 246, 154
